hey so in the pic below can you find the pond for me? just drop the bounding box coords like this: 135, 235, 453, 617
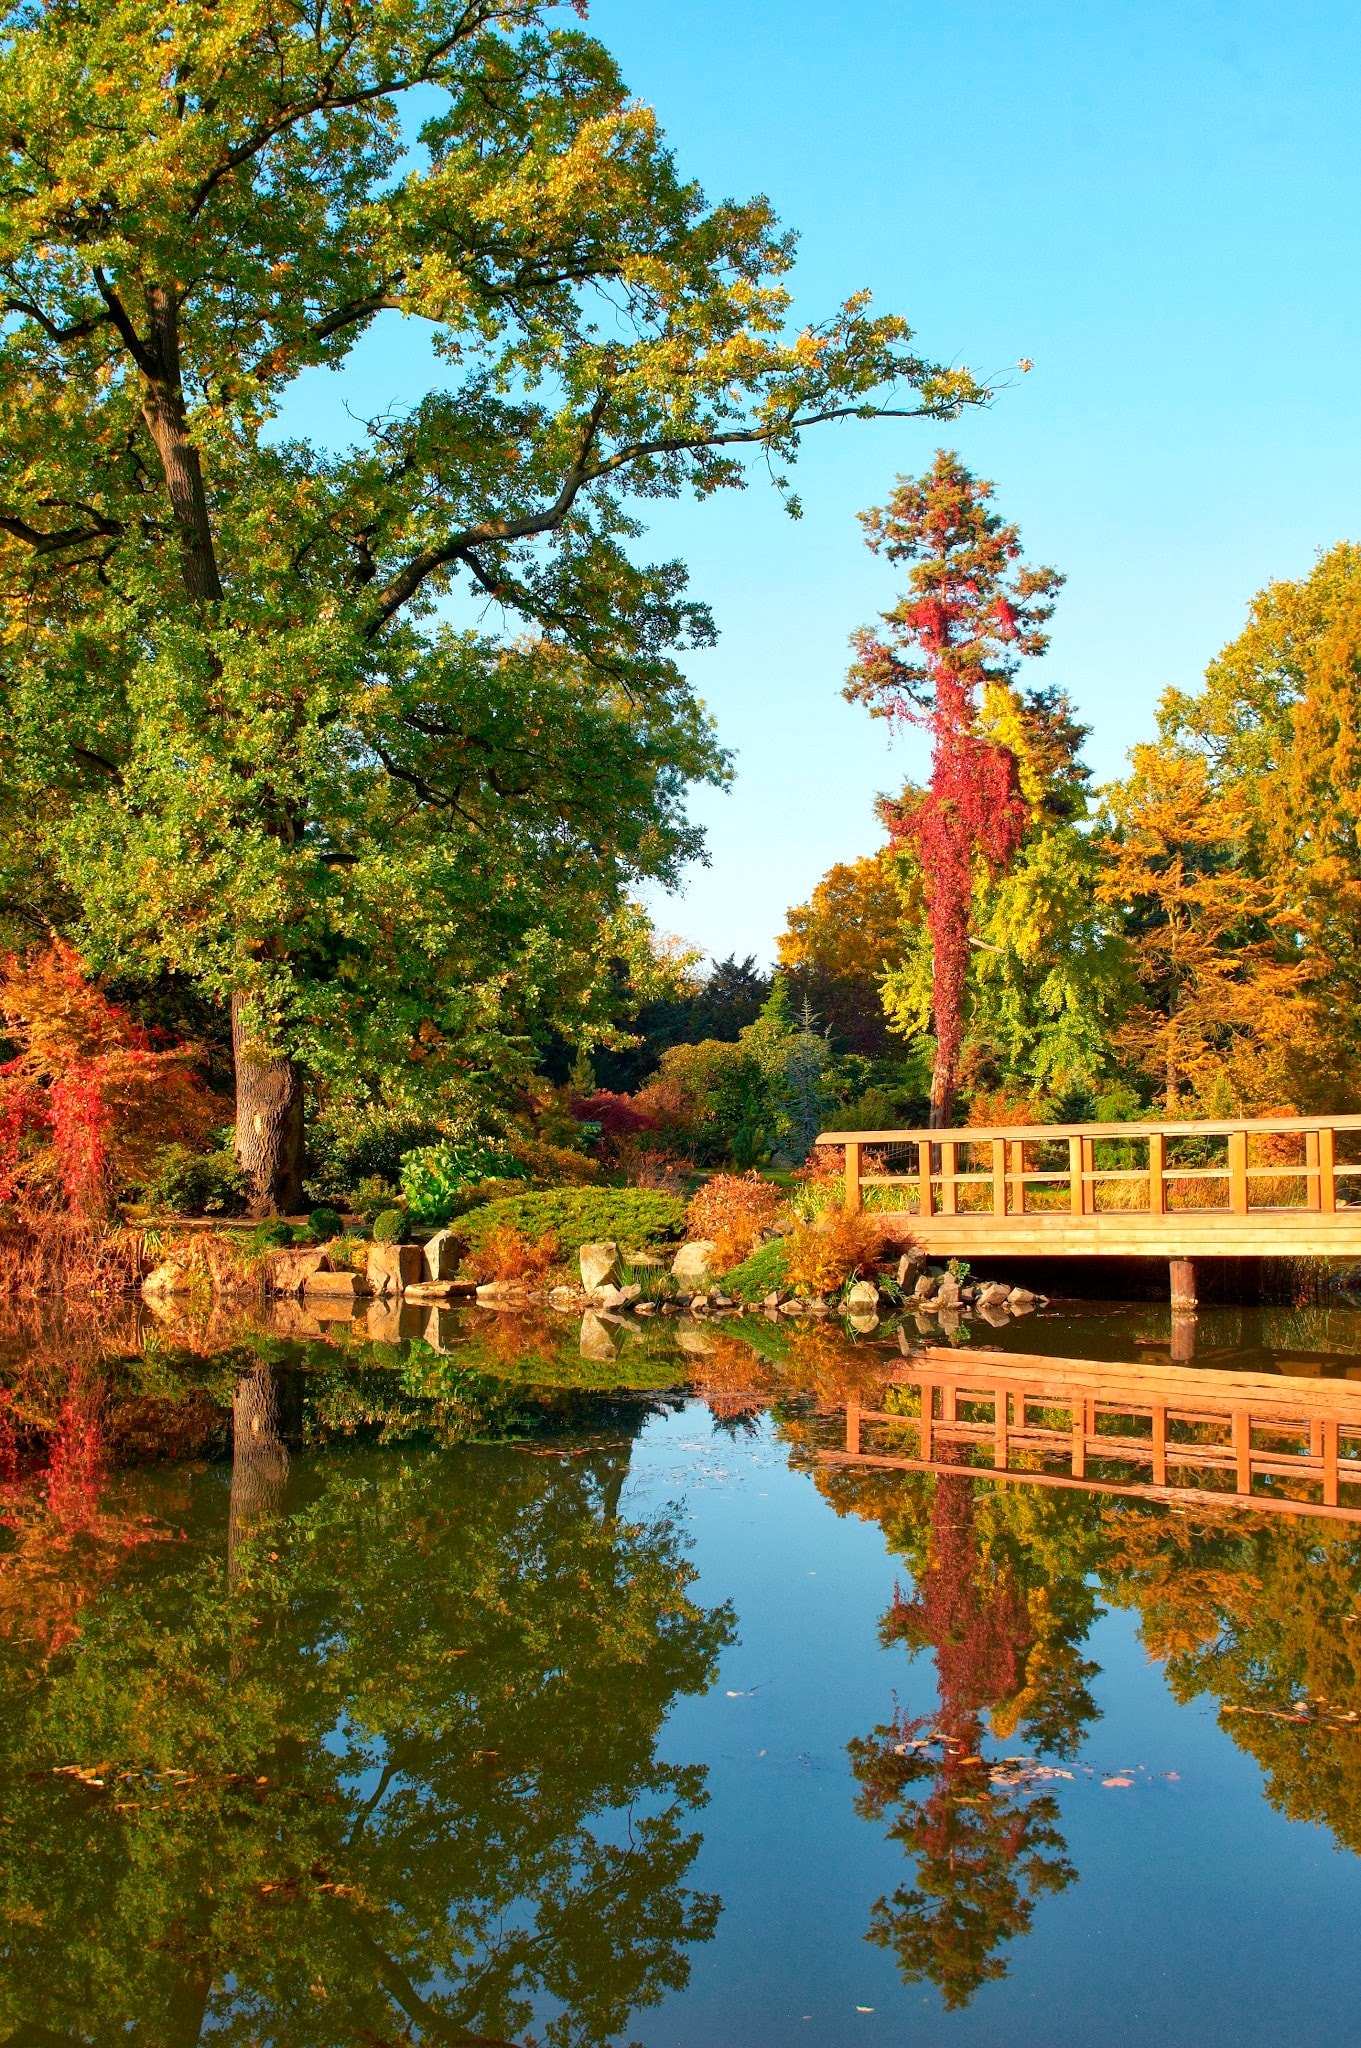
5, 1296, 1361, 2044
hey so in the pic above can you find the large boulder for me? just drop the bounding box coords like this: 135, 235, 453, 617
302, 1268, 371, 1299
671, 1240, 718, 1286
579, 1240, 622, 1291
141, 1256, 195, 1298
422, 1228, 463, 1282
366, 1242, 424, 1295
265, 1246, 331, 1296
844, 1279, 881, 1314
578, 1310, 620, 1363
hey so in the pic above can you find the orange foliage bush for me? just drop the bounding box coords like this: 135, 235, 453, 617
466, 1223, 560, 1285
783, 1208, 900, 1299
685, 1171, 785, 1269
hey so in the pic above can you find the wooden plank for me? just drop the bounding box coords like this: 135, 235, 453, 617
939, 1139, 957, 1216
1152, 1404, 1167, 1486
817, 1448, 1361, 1524
919, 1138, 933, 1221
844, 1140, 862, 1216
1229, 1131, 1249, 1215
904, 1347, 1361, 1418
1233, 1408, 1252, 1493
817, 1113, 1361, 1145
1068, 1135, 1084, 1217
1149, 1131, 1166, 1216
1324, 1418, 1340, 1508
992, 1139, 1007, 1217
1321, 1126, 1337, 1215
1009, 1140, 1026, 1216
995, 1388, 1009, 1468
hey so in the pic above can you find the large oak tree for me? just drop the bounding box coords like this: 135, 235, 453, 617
0, 0, 982, 1210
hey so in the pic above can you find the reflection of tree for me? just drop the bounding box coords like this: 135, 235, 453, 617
227, 1361, 288, 1580
0, 1429, 735, 2046
848, 1465, 1089, 2009
1102, 1503, 1361, 1856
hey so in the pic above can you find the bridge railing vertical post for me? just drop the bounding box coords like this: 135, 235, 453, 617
1149, 1130, 1166, 1215
1068, 1135, 1083, 1216
1305, 1129, 1321, 1212
939, 1139, 957, 1215
992, 1139, 1007, 1216
1320, 1125, 1337, 1214
1009, 1139, 1026, 1215
843, 1141, 862, 1214
918, 1140, 934, 1220
1229, 1129, 1249, 1214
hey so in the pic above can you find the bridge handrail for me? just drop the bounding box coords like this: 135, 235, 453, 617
813, 1113, 1361, 1219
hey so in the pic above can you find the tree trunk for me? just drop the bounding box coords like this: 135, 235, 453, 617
140, 284, 225, 605
228, 1362, 289, 1584
232, 992, 304, 1216
929, 1053, 956, 1131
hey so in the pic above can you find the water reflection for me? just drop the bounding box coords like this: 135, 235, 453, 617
7, 1297, 1361, 2033
0, 1407, 734, 2045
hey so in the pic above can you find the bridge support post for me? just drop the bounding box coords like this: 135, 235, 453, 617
1171, 1310, 1197, 1363
1170, 1257, 1197, 1308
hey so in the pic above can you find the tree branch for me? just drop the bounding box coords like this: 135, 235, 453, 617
365, 394, 957, 634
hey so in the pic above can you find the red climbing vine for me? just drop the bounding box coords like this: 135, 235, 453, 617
0, 941, 217, 1215
847, 452, 1062, 1125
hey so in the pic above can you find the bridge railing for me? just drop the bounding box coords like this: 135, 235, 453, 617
814, 1114, 1361, 1219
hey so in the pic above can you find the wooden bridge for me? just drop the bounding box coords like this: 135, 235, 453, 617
816, 1113, 1361, 1264
820, 1346, 1361, 1525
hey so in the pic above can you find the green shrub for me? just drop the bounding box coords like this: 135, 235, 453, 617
304, 1204, 344, 1244
140, 1145, 249, 1217
372, 1208, 409, 1244
247, 1218, 297, 1251
458, 1187, 687, 1262
400, 1140, 527, 1225
722, 1237, 790, 1303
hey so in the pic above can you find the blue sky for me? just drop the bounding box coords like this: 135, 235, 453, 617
284, 0, 1361, 966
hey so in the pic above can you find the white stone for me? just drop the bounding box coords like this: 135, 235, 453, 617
423, 1229, 462, 1282
670, 1240, 718, 1285
845, 1279, 881, 1313
579, 1240, 622, 1291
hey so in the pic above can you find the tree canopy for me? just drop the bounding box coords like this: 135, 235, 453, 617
0, 0, 982, 1207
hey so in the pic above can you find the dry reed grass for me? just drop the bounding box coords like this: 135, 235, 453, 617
0, 1214, 151, 1298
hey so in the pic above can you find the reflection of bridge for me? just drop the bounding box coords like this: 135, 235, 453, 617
820, 1347, 1361, 1524
816, 1114, 1361, 1264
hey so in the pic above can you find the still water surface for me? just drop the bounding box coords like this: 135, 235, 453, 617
4, 1299, 1361, 2043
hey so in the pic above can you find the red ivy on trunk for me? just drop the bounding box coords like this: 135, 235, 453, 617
847, 452, 1062, 1125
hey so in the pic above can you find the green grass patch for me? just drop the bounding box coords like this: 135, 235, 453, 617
721, 1237, 790, 1303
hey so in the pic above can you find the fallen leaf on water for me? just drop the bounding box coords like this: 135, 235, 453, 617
856, 2007, 875, 2013
1102, 1776, 1134, 1788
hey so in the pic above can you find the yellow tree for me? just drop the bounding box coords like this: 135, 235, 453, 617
1097, 746, 1318, 1113
777, 850, 905, 1054
1156, 542, 1361, 1090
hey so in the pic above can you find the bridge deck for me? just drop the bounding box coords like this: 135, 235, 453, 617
815, 1113, 1361, 1259
821, 1346, 1361, 1523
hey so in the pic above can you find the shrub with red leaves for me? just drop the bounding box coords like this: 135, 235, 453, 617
0, 942, 219, 1216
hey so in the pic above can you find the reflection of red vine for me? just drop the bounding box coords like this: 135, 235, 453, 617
849, 1464, 1072, 2008
848, 453, 1061, 1126
44, 1392, 106, 1534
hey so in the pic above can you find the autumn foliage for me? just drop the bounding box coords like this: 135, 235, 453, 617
685, 1172, 784, 1270
848, 452, 1062, 1125
465, 1224, 561, 1286
783, 1208, 898, 1299
0, 942, 217, 1216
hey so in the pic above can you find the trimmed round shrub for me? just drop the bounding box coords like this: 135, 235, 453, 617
304, 1204, 344, 1244
372, 1208, 409, 1244
251, 1218, 296, 1250
458, 1187, 686, 1263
